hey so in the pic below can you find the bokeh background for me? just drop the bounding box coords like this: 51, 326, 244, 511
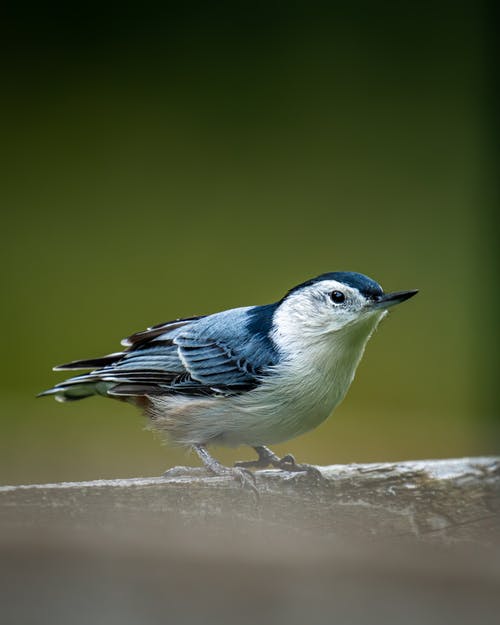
1, 1, 498, 484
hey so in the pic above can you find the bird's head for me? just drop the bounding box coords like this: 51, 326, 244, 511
272, 272, 418, 344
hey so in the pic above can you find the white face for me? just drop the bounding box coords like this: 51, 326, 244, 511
273, 280, 386, 341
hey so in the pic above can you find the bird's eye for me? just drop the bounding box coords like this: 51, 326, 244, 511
330, 290, 345, 304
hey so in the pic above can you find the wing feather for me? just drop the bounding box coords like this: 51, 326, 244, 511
45, 306, 280, 400
122, 316, 204, 348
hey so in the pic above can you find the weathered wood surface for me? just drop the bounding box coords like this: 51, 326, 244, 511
1, 457, 499, 625
1, 456, 499, 544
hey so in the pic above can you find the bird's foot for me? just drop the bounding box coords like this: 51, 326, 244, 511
194, 444, 258, 498
163, 464, 257, 495
162, 466, 208, 478
276, 454, 324, 481
208, 464, 258, 493
235, 446, 323, 482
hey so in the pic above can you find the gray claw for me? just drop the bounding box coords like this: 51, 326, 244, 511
278, 458, 324, 482
278, 454, 297, 468
226, 466, 259, 499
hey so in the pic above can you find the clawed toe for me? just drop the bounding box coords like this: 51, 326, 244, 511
278, 453, 297, 468
232, 466, 257, 486
277, 457, 324, 481
162, 466, 208, 478
219, 466, 259, 497
192, 444, 259, 499
235, 446, 323, 482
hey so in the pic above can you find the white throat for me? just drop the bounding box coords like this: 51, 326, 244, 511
268, 308, 386, 437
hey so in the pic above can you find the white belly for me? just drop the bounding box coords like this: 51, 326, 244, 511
220, 348, 362, 446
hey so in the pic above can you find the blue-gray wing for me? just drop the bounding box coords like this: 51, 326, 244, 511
49, 305, 279, 398
173, 305, 279, 391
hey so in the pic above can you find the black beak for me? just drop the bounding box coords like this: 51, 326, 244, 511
371, 289, 418, 310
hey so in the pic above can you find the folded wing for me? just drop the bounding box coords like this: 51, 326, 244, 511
40, 306, 279, 401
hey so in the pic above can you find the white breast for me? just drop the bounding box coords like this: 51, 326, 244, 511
149, 310, 385, 448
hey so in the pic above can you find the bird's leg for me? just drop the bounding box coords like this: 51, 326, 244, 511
236, 446, 323, 480
193, 444, 258, 494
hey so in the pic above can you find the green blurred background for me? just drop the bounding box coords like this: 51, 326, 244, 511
1, 2, 498, 484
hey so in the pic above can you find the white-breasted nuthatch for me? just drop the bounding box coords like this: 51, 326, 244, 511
40, 272, 417, 486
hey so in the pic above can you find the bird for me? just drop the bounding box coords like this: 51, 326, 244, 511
40, 272, 417, 487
